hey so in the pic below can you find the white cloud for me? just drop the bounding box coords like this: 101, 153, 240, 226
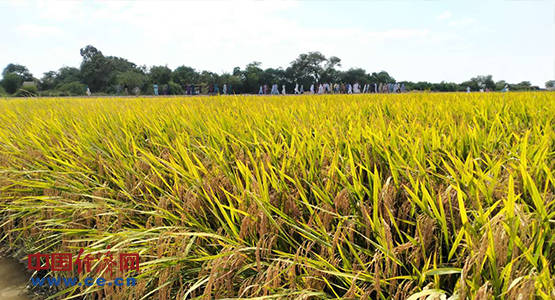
35, 0, 84, 21
448, 18, 477, 27
3, 0, 30, 8
437, 11, 452, 20
1, 0, 551, 87
17, 24, 63, 38
50, 0, 430, 73
368, 29, 430, 39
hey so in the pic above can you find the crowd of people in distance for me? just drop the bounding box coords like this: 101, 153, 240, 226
465, 84, 509, 93
150, 82, 411, 96
152, 83, 208, 95
207, 83, 233, 95
148, 81, 508, 96
258, 82, 407, 95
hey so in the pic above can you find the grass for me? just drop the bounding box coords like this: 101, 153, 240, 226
0, 92, 553, 299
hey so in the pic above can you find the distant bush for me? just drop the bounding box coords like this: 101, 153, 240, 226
117, 71, 147, 93
37, 90, 67, 97
14, 85, 38, 97
0, 85, 6, 96
142, 84, 154, 95
58, 82, 86, 96
168, 81, 183, 95
1, 73, 23, 94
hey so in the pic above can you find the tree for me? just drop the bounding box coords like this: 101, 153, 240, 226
80, 45, 139, 92
460, 80, 478, 91
320, 56, 341, 83
8, 47, 548, 95
199, 70, 219, 86
39, 67, 81, 90
468, 75, 495, 90
232, 67, 242, 77
410, 81, 433, 91
172, 66, 199, 86
106, 56, 137, 73
2, 64, 34, 81
39, 71, 58, 90
511, 81, 532, 91
218, 73, 243, 93
340, 68, 368, 84
370, 71, 395, 84
495, 80, 507, 91
80, 45, 102, 62
80, 55, 110, 92
168, 81, 183, 95
79, 45, 109, 92
1, 73, 23, 94
240, 62, 264, 93
58, 82, 86, 96
57, 67, 81, 84
149, 66, 172, 85
288, 52, 338, 86
117, 71, 147, 92
260, 68, 287, 87
433, 81, 459, 92
39, 67, 81, 91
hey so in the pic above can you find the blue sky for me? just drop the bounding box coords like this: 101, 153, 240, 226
0, 0, 553, 86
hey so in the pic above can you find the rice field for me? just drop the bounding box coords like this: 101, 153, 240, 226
0, 92, 553, 299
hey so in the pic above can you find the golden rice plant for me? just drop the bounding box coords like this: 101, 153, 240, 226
0, 92, 553, 299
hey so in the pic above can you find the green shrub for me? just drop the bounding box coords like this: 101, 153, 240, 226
168, 81, 183, 95
58, 82, 86, 96
1, 73, 23, 94
142, 84, 154, 95
38, 90, 67, 97
14, 85, 38, 97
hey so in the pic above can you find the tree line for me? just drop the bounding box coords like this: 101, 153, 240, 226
1, 45, 551, 97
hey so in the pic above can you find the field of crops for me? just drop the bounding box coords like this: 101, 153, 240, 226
0, 92, 553, 299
